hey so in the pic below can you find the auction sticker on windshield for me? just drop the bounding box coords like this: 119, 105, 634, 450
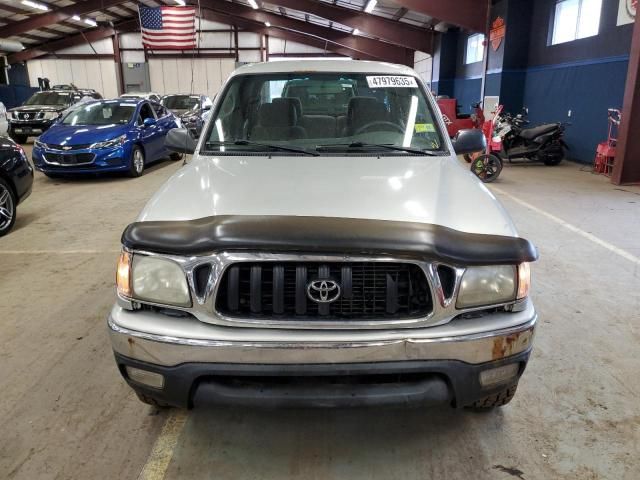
366, 76, 417, 88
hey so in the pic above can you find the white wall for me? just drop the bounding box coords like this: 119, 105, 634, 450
26, 58, 119, 98
414, 51, 432, 87
268, 37, 327, 55
148, 58, 236, 96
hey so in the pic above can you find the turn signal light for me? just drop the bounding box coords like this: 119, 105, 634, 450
517, 262, 531, 300
116, 251, 132, 297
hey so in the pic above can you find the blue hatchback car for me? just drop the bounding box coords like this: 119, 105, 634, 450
32, 99, 181, 177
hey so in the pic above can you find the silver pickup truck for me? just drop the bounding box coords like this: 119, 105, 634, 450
108, 60, 537, 410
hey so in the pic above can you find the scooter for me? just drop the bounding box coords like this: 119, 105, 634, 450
496, 110, 568, 166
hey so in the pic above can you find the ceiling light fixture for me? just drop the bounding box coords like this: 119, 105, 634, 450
353, 28, 360, 35
72, 15, 81, 21
21, 0, 49, 11
248, 0, 259, 9
175, 0, 186, 5
84, 18, 97, 27
364, 0, 377, 13
264, 21, 271, 27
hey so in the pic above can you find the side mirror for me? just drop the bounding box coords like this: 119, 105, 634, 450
202, 105, 211, 111
452, 129, 486, 155
143, 117, 157, 128
165, 128, 196, 155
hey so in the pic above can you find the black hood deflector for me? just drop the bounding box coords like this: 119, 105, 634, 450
121, 216, 538, 266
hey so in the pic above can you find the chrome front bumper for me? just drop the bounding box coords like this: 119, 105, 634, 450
108, 301, 537, 367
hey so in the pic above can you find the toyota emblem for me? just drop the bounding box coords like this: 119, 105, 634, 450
307, 279, 341, 304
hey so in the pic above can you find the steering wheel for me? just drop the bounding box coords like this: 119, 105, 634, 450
354, 121, 404, 135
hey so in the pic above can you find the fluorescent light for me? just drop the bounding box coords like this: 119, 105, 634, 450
84, 18, 97, 27
264, 21, 271, 27
21, 0, 49, 11
353, 28, 360, 35
364, 0, 377, 13
248, 0, 258, 9
71, 15, 81, 21
175, 0, 185, 5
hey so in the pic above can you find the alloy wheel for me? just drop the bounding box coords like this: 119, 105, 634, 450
133, 149, 144, 174
0, 184, 15, 231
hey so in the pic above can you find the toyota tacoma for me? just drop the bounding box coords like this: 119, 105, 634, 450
108, 60, 537, 410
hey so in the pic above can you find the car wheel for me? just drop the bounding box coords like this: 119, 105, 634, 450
470, 153, 503, 183
465, 383, 518, 411
170, 152, 184, 161
128, 146, 145, 177
0, 178, 17, 237
10, 133, 28, 144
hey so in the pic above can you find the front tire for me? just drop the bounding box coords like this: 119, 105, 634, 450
170, 152, 183, 161
466, 384, 518, 411
0, 178, 17, 237
128, 146, 145, 177
471, 153, 503, 183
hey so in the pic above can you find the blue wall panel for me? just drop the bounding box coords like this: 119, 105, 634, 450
523, 57, 628, 163
452, 78, 482, 113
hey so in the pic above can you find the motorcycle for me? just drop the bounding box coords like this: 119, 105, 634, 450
494, 110, 569, 166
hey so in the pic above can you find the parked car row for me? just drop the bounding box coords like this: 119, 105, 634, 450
0, 88, 215, 237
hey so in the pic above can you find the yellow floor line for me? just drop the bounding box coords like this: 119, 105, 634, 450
137, 410, 188, 480
492, 186, 640, 266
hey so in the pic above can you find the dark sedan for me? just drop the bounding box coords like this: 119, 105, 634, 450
0, 136, 33, 236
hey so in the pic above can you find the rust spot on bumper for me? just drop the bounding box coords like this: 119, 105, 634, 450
492, 328, 532, 360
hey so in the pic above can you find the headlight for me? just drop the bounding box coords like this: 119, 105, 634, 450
456, 265, 517, 308
10, 112, 17, 119
42, 111, 60, 120
33, 139, 46, 149
91, 134, 127, 149
116, 251, 191, 307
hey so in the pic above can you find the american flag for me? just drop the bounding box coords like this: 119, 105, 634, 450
139, 5, 196, 50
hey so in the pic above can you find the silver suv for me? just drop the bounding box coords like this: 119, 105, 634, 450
108, 60, 537, 410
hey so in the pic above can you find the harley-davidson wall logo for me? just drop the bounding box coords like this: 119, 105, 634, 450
490, 17, 506, 51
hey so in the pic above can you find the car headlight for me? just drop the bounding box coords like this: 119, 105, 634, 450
456, 265, 522, 308
116, 251, 191, 307
42, 111, 60, 120
91, 134, 127, 149
33, 139, 46, 149
10, 112, 17, 119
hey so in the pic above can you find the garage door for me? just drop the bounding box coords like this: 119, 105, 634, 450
148, 58, 236, 97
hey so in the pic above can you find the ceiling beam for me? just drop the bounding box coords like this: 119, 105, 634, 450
259, 0, 433, 53
199, 9, 376, 60
8, 20, 139, 63
0, 0, 131, 39
392, 0, 487, 33
392, 7, 409, 21
192, 0, 413, 64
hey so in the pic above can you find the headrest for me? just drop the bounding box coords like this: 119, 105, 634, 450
258, 100, 298, 127
347, 97, 388, 130
274, 97, 303, 119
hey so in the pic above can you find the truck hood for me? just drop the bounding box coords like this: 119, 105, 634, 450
9, 105, 68, 113
138, 154, 517, 237
40, 124, 129, 146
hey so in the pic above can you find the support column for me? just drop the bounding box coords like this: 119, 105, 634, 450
112, 32, 124, 95
612, 13, 640, 184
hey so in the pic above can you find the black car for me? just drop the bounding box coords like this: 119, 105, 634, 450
160, 94, 212, 137
0, 136, 33, 236
8, 89, 102, 143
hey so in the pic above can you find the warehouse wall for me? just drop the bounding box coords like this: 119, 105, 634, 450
431, 0, 633, 163
27, 58, 119, 98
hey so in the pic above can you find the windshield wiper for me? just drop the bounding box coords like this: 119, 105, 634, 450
206, 140, 319, 156
315, 142, 439, 156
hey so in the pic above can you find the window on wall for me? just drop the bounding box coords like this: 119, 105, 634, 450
551, 0, 603, 45
465, 34, 485, 64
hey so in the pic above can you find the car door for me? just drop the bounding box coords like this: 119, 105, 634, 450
136, 102, 163, 161
151, 103, 175, 157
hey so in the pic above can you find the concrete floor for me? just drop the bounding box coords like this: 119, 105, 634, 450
1, 145, 639, 480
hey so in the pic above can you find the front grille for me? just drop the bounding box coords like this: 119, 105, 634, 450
215, 262, 432, 321
45, 143, 92, 150
44, 152, 95, 165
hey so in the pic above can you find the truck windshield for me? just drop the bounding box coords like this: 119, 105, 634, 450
61, 102, 136, 125
24, 91, 73, 106
203, 72, 444, 155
